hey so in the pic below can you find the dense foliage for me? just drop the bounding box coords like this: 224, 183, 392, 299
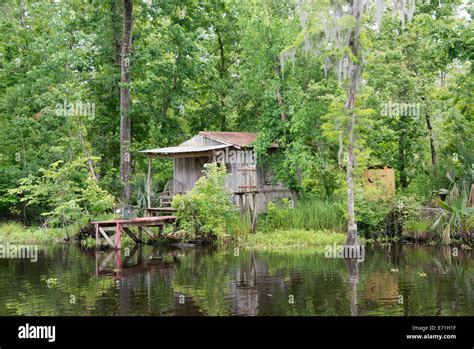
172, 163, 237, 239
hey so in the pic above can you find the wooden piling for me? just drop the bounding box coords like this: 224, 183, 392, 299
116, 223, 122, 250
95, 223, 100, 249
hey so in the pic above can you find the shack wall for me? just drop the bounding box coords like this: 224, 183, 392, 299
171, 142, 295, 213
173, 156, 212, 192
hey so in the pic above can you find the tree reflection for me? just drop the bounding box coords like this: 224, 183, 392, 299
345, 257, 359, 316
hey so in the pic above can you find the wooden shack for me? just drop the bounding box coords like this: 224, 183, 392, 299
362, 165, 396, 195
141, 132, 295, 213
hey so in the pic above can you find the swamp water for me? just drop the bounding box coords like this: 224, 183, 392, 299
0, 243, 472, 316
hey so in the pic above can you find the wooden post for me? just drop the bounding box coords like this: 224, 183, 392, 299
251, 193, 257, 234
138, 226, 143, 242
238, 193, 244, 217
95, 224, 100, 249
147, 155, 152, 212
115, 248, 122, 276
116, 223, 122, 250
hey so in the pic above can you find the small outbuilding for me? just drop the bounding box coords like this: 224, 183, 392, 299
141, 132, 295, 213
362, 165, 396, 195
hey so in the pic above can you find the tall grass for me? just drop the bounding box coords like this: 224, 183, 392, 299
225, 213, 252, 238
402, 218, 434, 242
0, 213, 116, 244
261, 199, 345, 232
244, 229, 347, 251
0, 222, 65, 244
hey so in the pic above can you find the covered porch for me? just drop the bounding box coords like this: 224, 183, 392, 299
140, 142, 231, 216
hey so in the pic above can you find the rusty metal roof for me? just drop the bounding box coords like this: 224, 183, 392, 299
200, 132, 278, 148
140, 132, 278, 156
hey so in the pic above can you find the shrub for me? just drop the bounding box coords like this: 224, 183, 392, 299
356, 187, 423, 239
354, 184, 392, 237
433, 190, 474, 244
9, 158, 115, 229
403, 218, 434, 242
432, 170, 474, 244
81, 177, 115, 216
172, 163, 237, 239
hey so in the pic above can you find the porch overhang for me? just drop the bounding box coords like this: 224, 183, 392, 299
139, 144, 231, 158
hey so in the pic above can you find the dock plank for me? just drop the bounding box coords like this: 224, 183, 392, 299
92, 216, 176, 226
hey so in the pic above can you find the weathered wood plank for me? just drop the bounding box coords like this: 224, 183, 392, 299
145, 207, 177, 212
99, 227, 115, 248
91, 216, 176, 226
123, 226, 140, 243
141, 226, 156, 241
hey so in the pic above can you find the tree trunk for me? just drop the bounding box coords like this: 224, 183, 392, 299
425, 110, 437, 165
120, 0, 132, 201
345, 0, 364, 246
345, 258, 359, 316
110, 0, 122, 66
346, 111, 358, 245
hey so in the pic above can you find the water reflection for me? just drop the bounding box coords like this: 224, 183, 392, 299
345, 258, 359, 316
0, 243, 472, 316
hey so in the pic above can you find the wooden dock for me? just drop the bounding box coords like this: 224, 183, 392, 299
92, 216, 176, 249
144, 207, 177, 216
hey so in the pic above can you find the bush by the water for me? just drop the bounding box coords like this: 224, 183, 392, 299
172, 163, 238, 239
9, 158, 115, 228
403, 218, 434, 242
